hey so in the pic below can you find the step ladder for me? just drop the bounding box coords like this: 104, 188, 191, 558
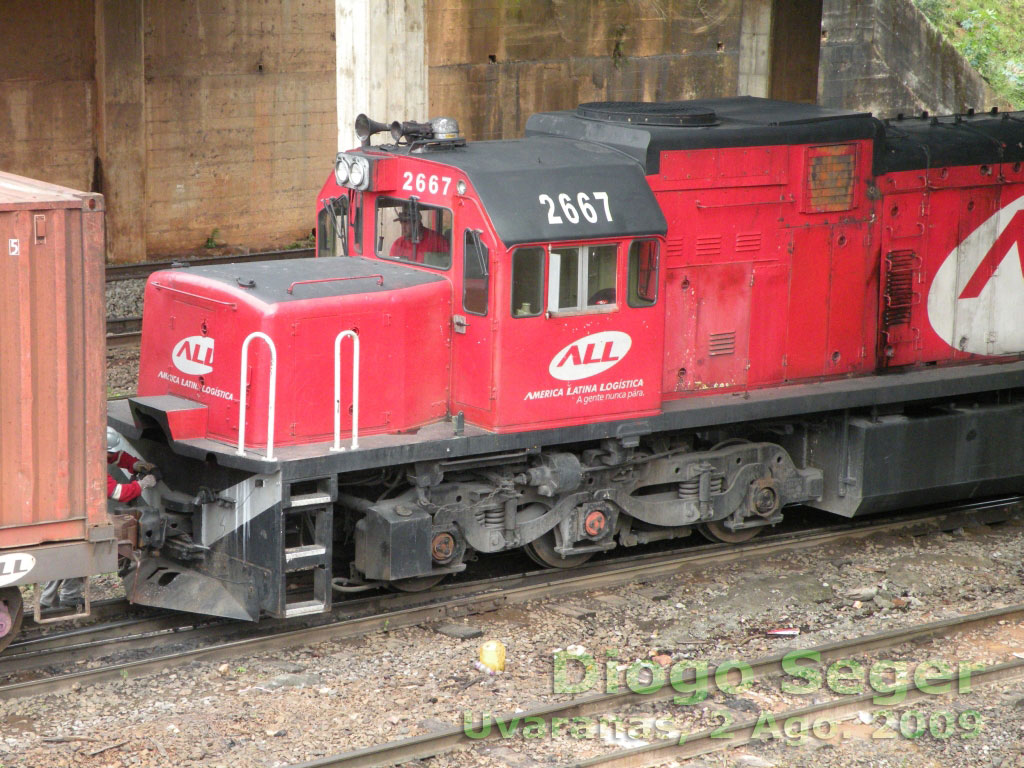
276, 480, 334, 619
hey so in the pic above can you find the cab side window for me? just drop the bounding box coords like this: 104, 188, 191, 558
587, 245, 617, 306
548, 244, 617, 313
317, 197, 348, 257
463, 230, 489, 316
627, 239, 659, 307
511, 247, 544, 317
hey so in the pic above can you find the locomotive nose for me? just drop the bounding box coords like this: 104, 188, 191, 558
137, 256, 452, 450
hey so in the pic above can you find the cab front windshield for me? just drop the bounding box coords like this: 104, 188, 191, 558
376, 198, 452, 269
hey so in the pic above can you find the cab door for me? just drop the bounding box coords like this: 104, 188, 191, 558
451, 228, 494, 417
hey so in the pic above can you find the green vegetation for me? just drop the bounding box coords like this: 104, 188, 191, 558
204, 228, 223, 249
913, 0, 1024, 108
285, 230, 316, 250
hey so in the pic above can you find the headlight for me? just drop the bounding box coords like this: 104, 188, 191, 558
349, 158, 367, 188
334, 155, 349, 185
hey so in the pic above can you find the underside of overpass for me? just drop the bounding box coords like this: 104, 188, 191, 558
0, 0, 1002, 263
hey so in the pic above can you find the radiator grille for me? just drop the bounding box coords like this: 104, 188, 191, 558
665, 236, 685, 259
883, 250, 918, 328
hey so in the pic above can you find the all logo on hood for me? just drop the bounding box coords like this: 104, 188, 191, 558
549, 331, 631, 381
927, 194, 1024, 356
172, 335, 215, 375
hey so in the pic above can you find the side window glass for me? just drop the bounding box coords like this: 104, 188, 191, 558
462, 230, 489, 316
511, 247, 544, 317
587, 245, 617, 306
317, 206, 334, 257
376, 198, 452, 269
547, 244, 618, 313
549, 246, 580, 310
318, 197, 348, 257
627, 239, 659, 307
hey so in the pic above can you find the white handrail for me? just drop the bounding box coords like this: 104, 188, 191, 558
237, 332, 277, 460
330, 330, 360, 451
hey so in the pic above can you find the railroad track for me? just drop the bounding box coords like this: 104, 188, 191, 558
105, 247, 315, 282
106, 316, 142, 348
2, 497, 1017, 702
105, 247, 315, 347
301, 602, 1024, 768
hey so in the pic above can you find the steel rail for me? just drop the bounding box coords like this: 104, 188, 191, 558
105, 247, 315, 282
561, 657, 1024, 768
291, 602, 1024, 768
105, 316, 142, 348
7, 499, 1009, 661
1, 498, 1016, 700
106, 331, 142, 349
105, 317, 141, 336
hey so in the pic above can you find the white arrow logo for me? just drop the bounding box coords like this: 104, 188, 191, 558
927, 194, 1024, 356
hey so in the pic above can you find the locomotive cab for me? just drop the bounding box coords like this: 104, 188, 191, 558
316, 119, 670, 433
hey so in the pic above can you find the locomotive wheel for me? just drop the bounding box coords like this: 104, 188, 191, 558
524, 532, 593, 569
518, 502, 593, 569
699, 438, 764, 543
389, 575, 446, 592
698, 521, 763, 544
0, 587, 24, 654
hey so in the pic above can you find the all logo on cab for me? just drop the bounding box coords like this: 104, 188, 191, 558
172, 336, 216, 375
549, 331, 632, 381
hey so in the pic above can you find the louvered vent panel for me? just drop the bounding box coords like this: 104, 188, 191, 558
695, 235, 722, 257
708, 331, 736, 356
735, 232, 762, 253
666, 237, 685, 259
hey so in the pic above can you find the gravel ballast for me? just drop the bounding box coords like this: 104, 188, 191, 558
5, 517, 1023, 768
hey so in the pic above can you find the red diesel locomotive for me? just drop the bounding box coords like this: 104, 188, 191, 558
111, 98, 1024, 621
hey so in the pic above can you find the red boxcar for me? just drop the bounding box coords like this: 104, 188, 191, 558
0, 172, 115, 648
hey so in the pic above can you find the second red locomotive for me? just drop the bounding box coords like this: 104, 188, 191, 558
111, 97, 1024, 620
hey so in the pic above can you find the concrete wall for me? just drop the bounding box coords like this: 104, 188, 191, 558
0, 0, 800, 261
426, 0, 746, 141
0, 0, 1009, 263
144, 1, 337, 258
0, 1, 96, 193
0, 0, 337, 261
819, 0, 1003, 116
770, 0, 822, 102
